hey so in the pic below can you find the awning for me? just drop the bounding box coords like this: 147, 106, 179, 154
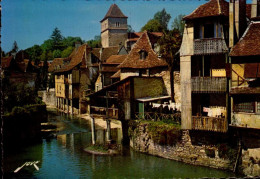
136, 96, 171, 102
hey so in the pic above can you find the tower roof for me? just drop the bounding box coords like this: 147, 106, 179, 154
101, 4, 127, 22
183, 0, 229, 20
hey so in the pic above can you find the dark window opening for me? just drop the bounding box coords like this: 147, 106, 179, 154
139, 50, 148, 60
194, 24, 201, 39
234, 97, 255, 113
204, 24, 215, 38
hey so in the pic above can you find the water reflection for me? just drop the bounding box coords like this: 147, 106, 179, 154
4, 109, 239, 178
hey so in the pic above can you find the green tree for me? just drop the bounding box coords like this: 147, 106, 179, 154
158, 29, 182, 100
25, 45, 42, 64
12, 41, 19, 53
53, 49, 62, 58
141, 19, 164, 32
87, 35, 101, 48
61, 46, 74, 58
154, 8, 171, 31
51, 27, 64, 50
41, 39, 53, 52
62, 36, 83, 47
171, 14, 185, 35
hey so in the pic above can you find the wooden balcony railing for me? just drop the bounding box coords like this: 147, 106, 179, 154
194, 38, 228, 55
192, 116, 227, 132
135, 112, 181, 124
192, 77, 227, 93
90, 106, 118, 119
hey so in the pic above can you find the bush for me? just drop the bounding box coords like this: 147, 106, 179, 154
11, 106, 29, 116
146, 121, 182, 146
205, 149, 215, 158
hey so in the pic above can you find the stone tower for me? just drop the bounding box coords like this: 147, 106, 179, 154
100, 4, 128, 48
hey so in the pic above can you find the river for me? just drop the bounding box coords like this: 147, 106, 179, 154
4, 108, 239, 178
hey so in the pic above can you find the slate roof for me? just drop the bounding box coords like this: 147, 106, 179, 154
101, 4, 127, 22
244, 63, 260, 78
183, 0, 229, 20
118, 31, 168, 69
2, 56, 13, 69
230, 22, 260, 57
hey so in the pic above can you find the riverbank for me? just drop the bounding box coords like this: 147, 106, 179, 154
3, 104, 48, 149
46, 105, 122, 129
129, 120, 260, 177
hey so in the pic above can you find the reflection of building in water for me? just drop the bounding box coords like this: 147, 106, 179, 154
70, 133, 74, 153
57, 134, 67, 147
96, 130, 105, 144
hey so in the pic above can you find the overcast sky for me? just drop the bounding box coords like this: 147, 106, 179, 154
1, 0, 210, 52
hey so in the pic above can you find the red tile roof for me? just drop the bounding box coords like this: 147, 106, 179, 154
101, 4, 127, 22
183, 0, 229, 20
2, 56, 13, 69
48, 58, 66, 72
105, 55, 127, 64
102, 65, 119, 73
55, 44, 89, 73
118, 31, 168, 69
127, 32, 163, 45
110, 70, 120, 79
244, 63, 260, 78
230, 22, 260, 56
93, 46, 119, 62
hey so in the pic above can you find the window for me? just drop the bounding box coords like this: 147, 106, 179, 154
139, 50, 148, 60
233, 97, 258, 113
204, 23, 215, 38
115, 22, 120, 27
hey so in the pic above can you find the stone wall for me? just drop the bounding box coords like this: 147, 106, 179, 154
130, 124, 234, 170
130, 123, 260, 176
39, 89, 56, 107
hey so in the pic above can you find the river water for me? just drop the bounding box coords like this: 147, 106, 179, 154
4, 109, 239, 178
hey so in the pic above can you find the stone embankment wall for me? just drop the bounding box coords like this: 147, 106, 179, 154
130, 123, 260, 176
38, 88, 56, 107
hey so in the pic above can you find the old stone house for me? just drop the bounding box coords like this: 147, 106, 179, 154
229, 21, 260, 129
180, 0, 260, 131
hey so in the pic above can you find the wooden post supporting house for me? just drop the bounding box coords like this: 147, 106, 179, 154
70, 99, 73, 115
91, 117, 96, 145
106, 119, 111, 142
66, 99, 69, 114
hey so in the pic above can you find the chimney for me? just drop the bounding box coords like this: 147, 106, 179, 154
229, 0, 246, 47
251, 0, 260, 18
75, 41, 81, 50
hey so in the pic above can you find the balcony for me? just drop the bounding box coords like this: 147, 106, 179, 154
194, 38, 228, 55
192, 77, 227, 93
192, 116, 227, 132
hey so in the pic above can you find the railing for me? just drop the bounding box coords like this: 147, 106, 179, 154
135, 112, 181, 124
194, 38, 228, 55
191, 77, 227, 93
192, 116, 227, 132
90, 106, 118, 119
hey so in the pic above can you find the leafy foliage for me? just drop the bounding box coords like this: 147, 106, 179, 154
12, 41, 19, 53
153, 8, 171, 31
87, 35, 101, 48
158, 29, 182, 100
51, 27, 64, 50
171, 14, 185, 35
141, 19, 164, 32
